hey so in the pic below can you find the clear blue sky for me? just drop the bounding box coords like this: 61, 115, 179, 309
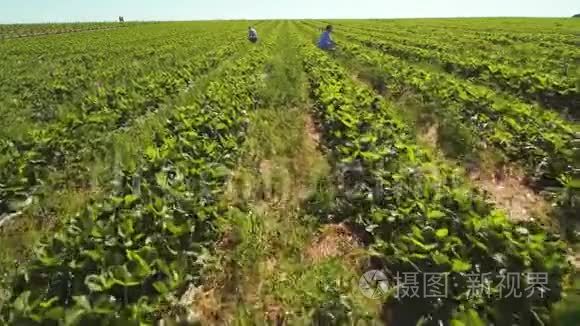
0, 0, 578, 23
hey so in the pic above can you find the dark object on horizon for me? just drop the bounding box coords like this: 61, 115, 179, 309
573, 14, 580, 18
119, 16, 125, 22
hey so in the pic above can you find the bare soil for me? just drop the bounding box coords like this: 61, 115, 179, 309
416, 122, 551, 223
417, 123, 439, 149
304, 113, 321, 147
305, 223, 362, 265
469, 166, 551, 222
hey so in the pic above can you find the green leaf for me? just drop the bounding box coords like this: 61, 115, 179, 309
153, 281, 169, 294
155, 172, 169, 188
127, 250, 152, 277
428, 210, 446, 219
164, 219, 188, 236
83, 249, 103, 262
567, 178, 580, 189
435, 228, 449, 238
361, 151, 382, 161
432, 252, 450, 265
124, 194, 139, 205
119, 218, 135, 238
65, 306, 85, 325
14, 291, 31, 312
212, 165, 230, 178
412, 225, 424, 239
73, 296, 92, 311
452, 259, 472, 272
39, 297, 59, 308
109, 265, 140, 286
515, 227, 529, 235
450, 320, 466, 326
452, 309, 485, 326
37, 252, 60, 267
85, 274, 105, 292
144, 146, 158, 160
45, 306, 65, 320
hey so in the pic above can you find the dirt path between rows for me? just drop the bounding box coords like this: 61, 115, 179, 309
174, 107, 379, 324
468, 166, 551, 222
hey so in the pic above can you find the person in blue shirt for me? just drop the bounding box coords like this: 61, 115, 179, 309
318, 25, 335, 50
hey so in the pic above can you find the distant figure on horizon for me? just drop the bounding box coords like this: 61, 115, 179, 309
248, 26, 258, 43
119, 16, 124, 23
318, 25, 335, 50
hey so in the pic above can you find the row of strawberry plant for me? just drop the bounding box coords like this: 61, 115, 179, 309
308, 26, 577, 189
0, 26, 125, 40
1, 37, 273, 325
297, 32, 570, 325
0, 23, 125, 39
441, 29, 578, 47
0, 27, 257, 229
330, 22, 577, 76
334, 19, 578, 46
336, 28, 578, 114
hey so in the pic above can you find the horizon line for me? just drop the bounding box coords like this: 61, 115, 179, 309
1, 15, 577, 25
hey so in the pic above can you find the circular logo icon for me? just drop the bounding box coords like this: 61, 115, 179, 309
359, 269, 389, 299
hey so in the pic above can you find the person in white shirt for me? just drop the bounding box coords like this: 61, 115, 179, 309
248, 26, 258, 43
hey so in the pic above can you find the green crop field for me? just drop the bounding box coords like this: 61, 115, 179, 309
0, 18, 578, 325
